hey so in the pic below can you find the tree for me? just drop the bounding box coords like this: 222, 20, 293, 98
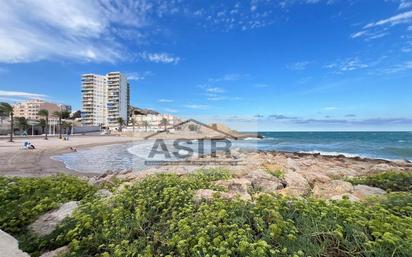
130, 118, 136, 133
38, 109, 49, 140
39, 119, 46, 134
117, 117, 124, 132
160, 118, 169, 131
15, 117, 28, 135
141, 120, 149, 132
0, 102, 14, 142
0, 108, 5, 124
61, 121, 71, 134
53, 110, 70, 139
71, 110, 81, 119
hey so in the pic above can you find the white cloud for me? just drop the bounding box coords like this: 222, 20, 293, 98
383, 60, 412, 73
0, 0, 184, 63
126, 71, 153, 81
399, 0, 412, 9
287, 61, 310, 70
323, 106, 338, 111
0, 90, 47, 102
158, 99, 174, 103
208, 73, 244, 82
364, 11, 412, 29
324, 57, 369, 72
164, 108, 178, 113
140, 52, 180, 64
184, 104, 209, 110
206, 87, 225, 93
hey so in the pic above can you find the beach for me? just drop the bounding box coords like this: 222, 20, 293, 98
1, 134, 411, 179
0, 136, 135, 177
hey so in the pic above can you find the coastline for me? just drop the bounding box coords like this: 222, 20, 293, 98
1, 135, 411, 178
0, 136, 136, 177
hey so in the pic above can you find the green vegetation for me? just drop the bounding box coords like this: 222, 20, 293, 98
1, 170, 411, 257
348, 171, 412, 192
262, 163, 285, 179
0, 175, 96, 235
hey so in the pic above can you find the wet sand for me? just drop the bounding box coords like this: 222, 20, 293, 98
0, 135, 135, 177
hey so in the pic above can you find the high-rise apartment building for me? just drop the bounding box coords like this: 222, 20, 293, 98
13, 99, 71, 120
81, 72, 130, 127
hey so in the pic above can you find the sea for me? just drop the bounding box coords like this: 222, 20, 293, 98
53, 131, 412, 173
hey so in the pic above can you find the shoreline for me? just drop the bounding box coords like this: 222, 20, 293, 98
0, 136, 136, 177
1, 135, 411, 177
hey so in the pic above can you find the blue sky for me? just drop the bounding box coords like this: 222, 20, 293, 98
0, 0, 412, 131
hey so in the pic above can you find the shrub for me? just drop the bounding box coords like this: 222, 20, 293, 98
262, 163, 285, 179
2, 170, 412, 257
348, 171, 412, 192
55, 171, 411, 257
0, 175, 96, 235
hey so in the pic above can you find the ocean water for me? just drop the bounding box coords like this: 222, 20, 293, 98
254, 131, 412, 160
53, 132, 412, 173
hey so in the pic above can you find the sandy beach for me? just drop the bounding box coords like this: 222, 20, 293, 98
0, 135, 135, 177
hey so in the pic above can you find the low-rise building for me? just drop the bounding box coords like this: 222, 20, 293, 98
129, 107, 181, 131
13, 99, 71, 120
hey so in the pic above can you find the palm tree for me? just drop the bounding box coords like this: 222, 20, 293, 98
61, 121, 71, 134
16, 117, 28, 135
39, 119, 46, 134
0, 102, 14, 142
130, 118, 136, 133
53, 110, 70, 139
160, 117, 169, 131
38, 109, 49, 140
141, 120, 149, 132
117, 117, 124, 132
0, 108, 5, 124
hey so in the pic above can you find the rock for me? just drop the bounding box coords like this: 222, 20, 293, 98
0, 229, 30, 257
245, 170, 285, 193
29, 201, 78, 236
286, 158, 300, 172
194, 189, 218, 203
352, 185, 386, 199
330, 194, 360, 202
214, 178, 252, 200
39, 246, 69, 257
215, 178, 251, 191
301, 172, 331, 186
371, 163, 392, 172
95, 189, 113, 198
279, 172, 311, 197
312, 180, 353, 199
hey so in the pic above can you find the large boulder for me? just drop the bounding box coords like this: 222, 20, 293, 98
245, 170, 285, 193
352, 185, 386, 199
370, 163, 392, 172
29, 201, 78, 236
95, 189, 113, 198
215, 178, 252, 201
39, 246, 69, 257
312, 180, 353, 199
301, 172, 331, 186
0, 229, 30, 257
279, 172, 311, 197
286, 158, 300, 172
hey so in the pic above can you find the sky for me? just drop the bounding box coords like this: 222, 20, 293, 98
0, 0, 411, 131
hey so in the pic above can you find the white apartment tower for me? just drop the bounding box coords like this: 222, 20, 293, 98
81, 72, 130, 127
